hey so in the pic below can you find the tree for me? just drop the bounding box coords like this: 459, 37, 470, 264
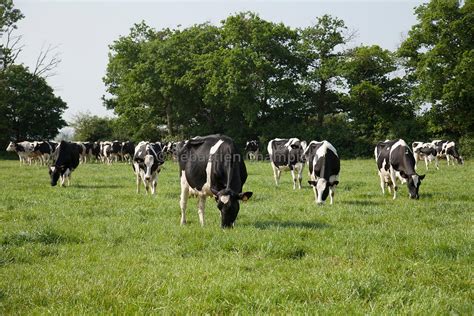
398, 0, 473, 137
1, 0, 24, 68
69, 112, 114, 141
0, 65, 67, 144
298, 15, 350, 127
343, 45, 416, 145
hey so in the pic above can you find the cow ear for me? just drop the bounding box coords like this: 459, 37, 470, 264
419, 174, 425, 180
239, 192, 253, 201
308, 180, 317, 186
399, 170, 408, 179
210, 187, 219, 197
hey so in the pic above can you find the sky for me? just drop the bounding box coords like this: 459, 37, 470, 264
12, 0, 425, 122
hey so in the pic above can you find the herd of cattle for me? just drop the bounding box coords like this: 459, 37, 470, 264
5, 136, 464, 227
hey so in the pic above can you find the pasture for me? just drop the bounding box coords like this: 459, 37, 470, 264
0, 158, 472, 314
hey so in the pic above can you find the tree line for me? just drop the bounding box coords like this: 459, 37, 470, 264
1, 0, 472, 158
100, 1, 473, 157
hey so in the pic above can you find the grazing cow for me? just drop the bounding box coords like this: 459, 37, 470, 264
432, 140, 464, 166
132, 141, 164, 195
81, 141, 101, 162
412, 141, 439, 170
178, 135, 253, 228
33, 141, 55, 165
6, 141, 35, 165
375, 139, 425, 199
245, 140, 260, 161
49, 141, 80, 187
304, 141, 340, 205
121, 141, 135, 163
267, 138, 307, 189
110, 141, 122, 162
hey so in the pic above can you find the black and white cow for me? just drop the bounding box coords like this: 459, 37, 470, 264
72, 142, 87, 164
178, 135, 253, 228
121, 141, 135, 163
304, 141, 340, 205
6, 141, 35, 165
412, 141, 438, 170
132, 141, 164, 195
100, 141, 113, 164
33, 141, 55, 165
375, 139, 425, 199
267, 138, 307, 189
49, 141, 80, 187
81, 141, 101, 162
245, 140, 260, 161
432, 140, 464, 166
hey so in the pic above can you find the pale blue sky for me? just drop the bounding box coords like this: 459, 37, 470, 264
13, 0, 424, 121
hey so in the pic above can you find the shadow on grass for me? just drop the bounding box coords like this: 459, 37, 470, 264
250, 220, 330, 230
342, 200, 385, 206
74, 184, 123, 189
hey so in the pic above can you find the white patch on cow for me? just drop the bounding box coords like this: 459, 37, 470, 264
316, 178, 327, 204
390, 139, 407, 154
219, 195, 230, 204
329, 174, 339, 183
200, 139, 224, 196
266, 140, 273, 156
412, 175, 419, 188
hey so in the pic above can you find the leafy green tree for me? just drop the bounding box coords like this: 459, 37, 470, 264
343, 45, 416, 144
398, 0, 473, 137
70, 112, 114, 141
0, 65, 67, 143
0, 0, 25, 68
298, 15, 349, 127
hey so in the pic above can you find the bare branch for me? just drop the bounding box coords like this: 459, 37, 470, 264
33, 43, 62, 78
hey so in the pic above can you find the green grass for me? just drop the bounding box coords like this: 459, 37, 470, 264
0, 159, 472, 314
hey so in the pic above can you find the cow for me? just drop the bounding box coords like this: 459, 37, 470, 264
164, 140, 186, 161
81, 141, 101, 162
110, 141, 122, 162
245, 140, 260, 161
32, 141, 55, 165
121, 141, 135, 163
375, 139, 425, 199
432, 140, 464, 166
304, 141, 340, 205
49, 141, 80, 187
6, 141, 35, 165
132, 141, 164, 195
72, 142, 87, 164
412, 141, 438, 170
178, 134, 253, 228
267, 138, 307, 189
100, 141, 113, 164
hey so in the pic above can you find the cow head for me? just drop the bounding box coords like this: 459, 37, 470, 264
308, 178, 339, 204
400, 171, 425, 199
49, 166, 62, 186
6, 142, 16, 152
211, 188, 253, 228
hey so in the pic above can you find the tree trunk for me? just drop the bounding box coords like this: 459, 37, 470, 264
317, 79, 327, 126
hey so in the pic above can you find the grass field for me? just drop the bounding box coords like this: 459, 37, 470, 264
0, 158, 472, 314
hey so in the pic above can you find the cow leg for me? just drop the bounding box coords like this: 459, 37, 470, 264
180, 173, 189, 225
435, 157, 439, 170
297, 167, 303, 189
329, 186, 336, 205
446, 155, 451, 166
198, 195, 206, 226
424, 157, 429, 170
389, 169, 398, 200
291, 169, 297, 190
271, 163, 281, 186
379, 173, 385, 195
312, 186, 318, 204
151, 174, 157, 195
